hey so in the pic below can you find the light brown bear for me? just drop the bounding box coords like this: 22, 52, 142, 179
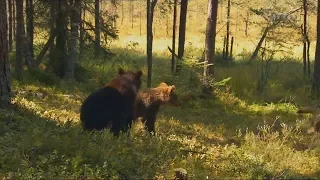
135, 82, 180, 135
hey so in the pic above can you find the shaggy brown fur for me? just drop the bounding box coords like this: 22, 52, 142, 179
80, 68, 143, 136
297, 106, 320, 133
135, 82, 180, 134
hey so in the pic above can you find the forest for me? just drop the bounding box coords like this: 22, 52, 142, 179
1, 0, 320, 179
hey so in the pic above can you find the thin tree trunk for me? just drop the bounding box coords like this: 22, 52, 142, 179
303, 0, 307, 78
222, 36, 226, 60
35, 30, 57, 67
146, 0, 157, 88
139, 0, 142, 36
225, 0, 230, 62
26, 0, 34, 59
65, 0, 80, 80
55, 0, 67, 78
245, 10, 249, 36
0, 0, 11, 108
171, 0, 177, 72
8, 0, 12, 52
312, 0, 320, 98
79, 2, 84, 54
307, 40, 311, 79
230, 36, 234, 60
121, 0, 124, 25
131, 0, 133, 28
177, 0, 188, 72
12, 0, 15, 42
94, 0, 100, 57
15, 0, 23, 81
204, 0, 218, 78
249, 25, 271, 61
49, 0, 56, 65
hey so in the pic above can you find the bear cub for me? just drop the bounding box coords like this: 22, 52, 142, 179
135, 82, 180, 135
80, 68, 143, 136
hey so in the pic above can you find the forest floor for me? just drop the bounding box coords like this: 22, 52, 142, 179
1, 39, 320, 179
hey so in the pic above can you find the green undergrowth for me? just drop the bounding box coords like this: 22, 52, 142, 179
1, 48, 320, 179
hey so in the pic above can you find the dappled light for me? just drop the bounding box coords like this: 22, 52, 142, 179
1, 0, 320, 179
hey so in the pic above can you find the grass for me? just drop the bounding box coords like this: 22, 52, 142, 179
1, 45, 320, 179
2, 0, 320, 178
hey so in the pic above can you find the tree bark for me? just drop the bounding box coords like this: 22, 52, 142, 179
94, 0, 100, 57
8, 0, 12, 52
171, 0, 177, 72
26, 0, 34, 59
146, 0, 157, 88
80, 2, 85, 54
177, 0, 188, 60
204, 0, 218, 77
245, 10, 249, 36
65, 0, 80, 80
12, 0, 15, 42
303, 0, 307, 77
312, 0, 320, 98
54, 0, 67, 78
131, 0, 134, 28
49, 0, 56, 66
15, 0, 23, 81
0, 0, 11, 108
225, 0, 231, 63
176, 0, 188, 72
249, 25, 273, 61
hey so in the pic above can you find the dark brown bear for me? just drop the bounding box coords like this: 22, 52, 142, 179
80, 68, 143, 136
135, 82, 180, 135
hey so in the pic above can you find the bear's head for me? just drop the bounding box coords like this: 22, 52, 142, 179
118, 68, 143, 92
158, 82, 180, 107
107, 68, 143, 96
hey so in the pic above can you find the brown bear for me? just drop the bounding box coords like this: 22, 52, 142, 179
135, 82, 180, 135
297, 106, 320, 133
80, 68, 143, 136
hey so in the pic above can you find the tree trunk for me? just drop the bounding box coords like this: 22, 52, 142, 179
140, 0, 142, 36
177, 0, 188, 60
307, 40, 311, 79
54, 0, 67, 78
121, 0, 124, 25
8, 0, 12, 52
80, 3, 85, 54
131, 0, 134, 28
312, 0, 320, 98
49, 0, 56, 66
146, 0, 157, 88
303, 0, 307, 78
225, 0, 230, 63
13, 0, 15, 42
0, 0, 11, 108
171, 0, 177, 72
303, 0, 311, 79
26, 0, 34, 59
94, 0, 100, 57
176, 0, 188, 72
204, 0, 218, 78
15, 0, 23, 81
65, 0, 80, 80
230, 36, 234, 60
249, 25, 272, 61
245, 10, 249, 36
34, 31, 57, 67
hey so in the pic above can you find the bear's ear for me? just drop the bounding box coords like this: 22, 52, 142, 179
159, 82, 168, 87
136, 70, 143, 78
168, 85, 176, 93
118, 68, 125, 75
